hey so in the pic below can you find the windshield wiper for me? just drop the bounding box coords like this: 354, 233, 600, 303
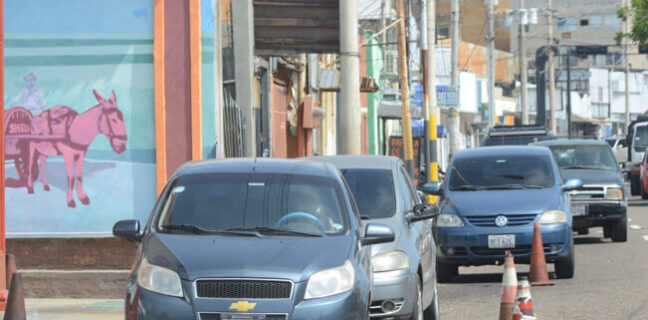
490, 174, 525, 180
484, 184, 544, 190
454, 185, 486, 191
562, 165, 609, 170
226, 226, 323, 237
162, 224, 260, 237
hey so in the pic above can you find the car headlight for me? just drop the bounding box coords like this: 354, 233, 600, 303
436, 214, 464, 227
538, 210, 567, 224
305, 260, 354, 299
606, 187, 623, 200
137, 258, 183, 297
372, 251, 410, 272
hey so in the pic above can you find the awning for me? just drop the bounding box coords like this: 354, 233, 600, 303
318, 69, 379, 92
377, 100, 423, 120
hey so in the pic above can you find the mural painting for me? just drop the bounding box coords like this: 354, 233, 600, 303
4, 0, 156, 236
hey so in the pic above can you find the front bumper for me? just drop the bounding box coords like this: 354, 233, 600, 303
571, 200, 626, 229
369, 269, 416, 319
435, 223, 571, 266
127, 281, 368, 320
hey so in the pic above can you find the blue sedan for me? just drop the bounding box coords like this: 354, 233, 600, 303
423, 147, 582, 282
113, 159, 395, 320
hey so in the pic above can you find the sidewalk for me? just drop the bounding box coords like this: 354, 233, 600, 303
1, 299, 123, 320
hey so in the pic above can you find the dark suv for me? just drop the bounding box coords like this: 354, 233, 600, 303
481, 125, 554, 146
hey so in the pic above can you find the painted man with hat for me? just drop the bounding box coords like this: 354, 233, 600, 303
11, 72, 47, 115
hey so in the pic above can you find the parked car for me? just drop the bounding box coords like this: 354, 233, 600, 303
481, 125, 554, 146
307, 155, 440, 320
422, 147, 582, 282
640, 151, 648, 199
533, 139, 628, 242
113, 158, 395, 320
606, 136, 628, 169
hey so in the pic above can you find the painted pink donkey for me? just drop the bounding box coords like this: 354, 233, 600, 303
27, 90, 127, 208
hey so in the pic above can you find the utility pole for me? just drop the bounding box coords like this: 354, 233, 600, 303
340, 0, 362, 154
214, 0, 225, 158
547, 0, 556, 133
624, 0, 631, 132
487, 0, 496, 126
449, 0, 461, 155
421, 0, 430, 184
397, 0, 415, 177
519, 0, 529, 124
425, 0, 439, 202
566, 50, 572, 137
232, 0, 256, 157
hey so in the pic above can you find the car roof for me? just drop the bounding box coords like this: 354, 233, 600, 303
532, 139, 609, 147
304, 155, 400, 170
175, 158, 339, 178
487, 125, 550, 136
454, 146, 553, 159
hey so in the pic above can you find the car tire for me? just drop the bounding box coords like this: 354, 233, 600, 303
603, 225, 612, 238
410, 278, 424, 320
437, 262, 458, 283
577, 228, 589, 235
423, 281, 440, 320
641, 182, 648, 200
611, 218, 627, 243
554, 238, 574, 279
631, 175, 641, 196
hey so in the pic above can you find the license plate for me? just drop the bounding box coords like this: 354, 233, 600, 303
571, 204, 587, 216
488, 235, 515, 249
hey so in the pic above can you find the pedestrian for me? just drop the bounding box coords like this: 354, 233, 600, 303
11, 72, 47, 116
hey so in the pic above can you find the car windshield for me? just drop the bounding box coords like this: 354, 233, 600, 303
341, 169, 396, 219
635, 126, 648, 150
483, 135, 549, 146
156, 173, 348, 236
549, 145, 618, 171
449, 154, 555, 191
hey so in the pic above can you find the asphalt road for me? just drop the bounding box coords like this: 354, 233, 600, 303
438, 193, 648, 319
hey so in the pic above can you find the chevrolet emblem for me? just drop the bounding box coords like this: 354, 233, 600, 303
229, 301, 257, 312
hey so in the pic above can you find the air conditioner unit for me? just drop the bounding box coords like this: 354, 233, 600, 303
383, 50, 398, 78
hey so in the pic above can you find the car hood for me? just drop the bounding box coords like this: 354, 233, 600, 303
443, 188, 560, 216
144, 233, 354, 283
560, 169, 623, 186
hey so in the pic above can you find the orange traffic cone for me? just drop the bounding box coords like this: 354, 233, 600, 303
516, 276, 535, 316
529, 223, 555, 286
3, 273, 26, 320
499, 251, 518, 320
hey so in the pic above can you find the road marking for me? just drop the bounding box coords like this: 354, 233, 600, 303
630, 224, 642, 230
643, 235, 648, 242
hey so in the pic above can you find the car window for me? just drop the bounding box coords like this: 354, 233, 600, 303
635, 126, 648, 151
449, 154, 556, 190
618, 139, 627, 148
341, 169, 396, 219
606, 139, 616, 147
157, 173, 349, 235
400, 166, 421, 205
549, 146, 618, 171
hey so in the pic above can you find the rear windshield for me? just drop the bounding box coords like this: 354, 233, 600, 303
483, 135, 550, 146
156, 173, 349, 235
549, 145, 618, 171
449, 154, 555, 190
635, 126, 648, 151
341, 169, 396, 219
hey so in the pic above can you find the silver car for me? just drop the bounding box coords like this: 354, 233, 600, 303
307, 155, 440, 320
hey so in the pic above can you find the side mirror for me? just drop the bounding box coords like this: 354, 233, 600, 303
406, 203, 440, 223
422, 182, 443, 196
113, 220, 142, 242
561, 179, 583, 191
361, 223, 395, 246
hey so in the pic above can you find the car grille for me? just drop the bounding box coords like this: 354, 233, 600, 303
471, 244, 561, 256
570, 186, 605, 200
465, 214, 537, 227
199, 314, 287, 320
195, 279, 293, 299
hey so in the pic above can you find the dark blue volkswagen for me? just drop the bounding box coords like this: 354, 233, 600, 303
113, 159, 395, 320
423, 147, 582, 282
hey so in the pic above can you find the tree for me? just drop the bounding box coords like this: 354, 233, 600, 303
616, 0, 648, 45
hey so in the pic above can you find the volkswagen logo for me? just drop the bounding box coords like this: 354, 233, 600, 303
495, 215, 508, 227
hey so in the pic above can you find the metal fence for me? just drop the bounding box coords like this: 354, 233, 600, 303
223, 89, 245, 157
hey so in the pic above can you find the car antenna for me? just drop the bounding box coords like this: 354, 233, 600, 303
253, 156, 258, 172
